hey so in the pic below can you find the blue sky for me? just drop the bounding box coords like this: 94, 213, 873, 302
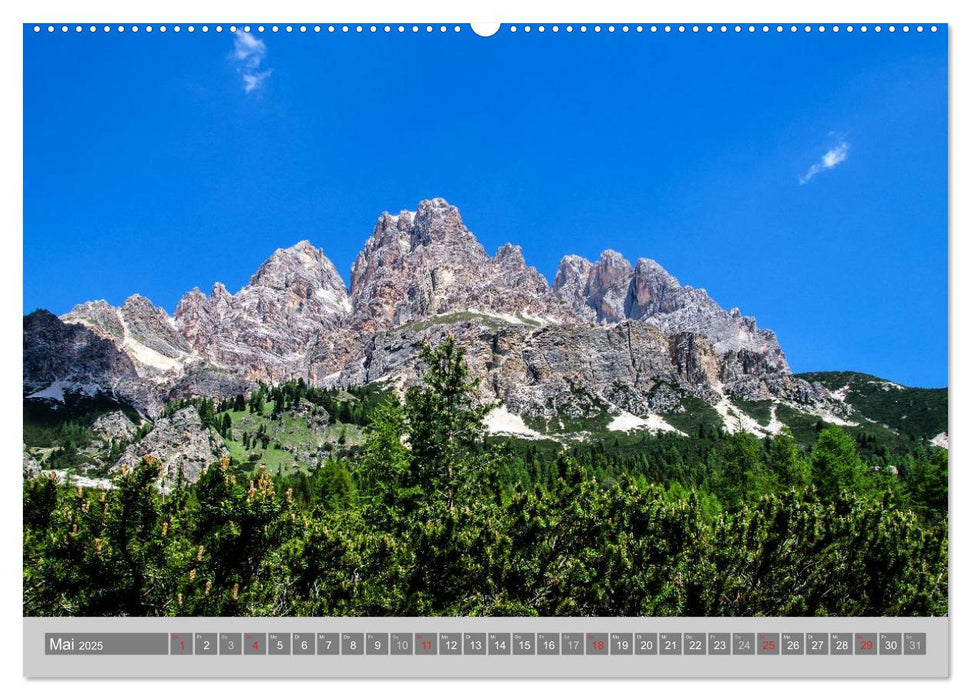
23, 25, 947, 387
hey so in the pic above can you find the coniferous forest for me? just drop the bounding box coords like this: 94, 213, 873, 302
23, 339, 948, 617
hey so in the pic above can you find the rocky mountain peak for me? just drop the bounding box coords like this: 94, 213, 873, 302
62, 299, 125, 338
495, 243, 527, 270
550, 249, 788, 370
249, 240, 346, 296
210, 282, 232, 304
62, 293, 193, 381
347, 198, 575, 333
553, 254, 594, 299
589, 250, 635, 323
598, 249, 629, 266
172, 241, 351, 382
628, 257, 682, 316
411, 197, 475, 248
373, 209, 416, 243
552, 250, 635, 324
121, 293, 155, 313
359, 199, 484, 265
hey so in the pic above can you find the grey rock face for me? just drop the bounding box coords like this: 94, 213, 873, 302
91, 411, 138, 443
174, 241, 350, 382
334, 317, 826, 421
628, 258, 684, 316
23, 310, 158, 413
119, 295, 193, 356
555, 250, 634, 324
553, 251, 789, 372
165, 365, 256, 405
62, 295, 195, 380
114, 407, 226, 486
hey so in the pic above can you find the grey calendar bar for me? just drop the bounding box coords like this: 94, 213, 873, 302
38, 626, 935, 659
26, 617, 948, 678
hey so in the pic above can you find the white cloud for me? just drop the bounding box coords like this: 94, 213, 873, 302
799, 141, 850, 184
231, 31, 272, 94
242, 70, 272, 94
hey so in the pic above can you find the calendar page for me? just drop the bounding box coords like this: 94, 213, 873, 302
21, 18, 948, 679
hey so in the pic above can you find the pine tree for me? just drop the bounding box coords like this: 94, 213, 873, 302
811, 427, 871, 500
403, 335, 493, 510
767, 429, 810, 489
357, 396, 412, 529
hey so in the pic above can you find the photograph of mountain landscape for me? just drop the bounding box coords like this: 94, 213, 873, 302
23, 24, 947, 617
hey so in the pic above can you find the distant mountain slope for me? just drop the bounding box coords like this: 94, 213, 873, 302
796, 371, 947, 441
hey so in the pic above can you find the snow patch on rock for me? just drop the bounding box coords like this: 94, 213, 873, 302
122, 335, 186, 373
52, 470, 116, 490
484, 405, 545, 439
831, 384, 851, 401
715, 398, 784, 436
608, 411, 685, 435
766, 403, 785, 435
28, 380, 101, 401
806, 406, 857, 427
874, 380, 905, 391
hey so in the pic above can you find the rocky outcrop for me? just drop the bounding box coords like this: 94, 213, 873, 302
91, 411, 138, 443
165, 365, 255, 406
113, 407, 226, 486
23, 447, 41, 479
336, 317, 827, 421
553, 251, 787, 370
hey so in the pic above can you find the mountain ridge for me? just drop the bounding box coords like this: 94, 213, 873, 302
27, 197, 853, 438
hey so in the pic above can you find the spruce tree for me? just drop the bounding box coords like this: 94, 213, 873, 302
403, 335, 492, 510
